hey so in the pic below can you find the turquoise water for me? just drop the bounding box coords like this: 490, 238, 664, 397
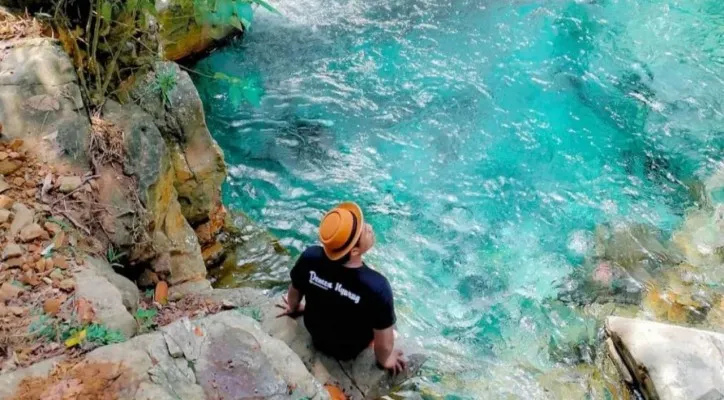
193, 0, 724, 397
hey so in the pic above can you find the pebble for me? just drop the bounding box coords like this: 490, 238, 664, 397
2, 242, 22, 260
54, 256, 68, 269
0, 282, 23, 301
12, 177, 24, 186
58, 278, 75, 291
8, 306, 25, 316
58, 176, 83, 193
10, 203, 33, 235
44, 222, 62, 235
0, 160, 21, 175
0, 209, 10, 223
8, 152, 20, 159
41, 277, 53, 285
0, 195, 14, 209
49, 268, 64, 281
6, 258, 24, 268
19, 223, 49, 242
35, 259, 46, 272
43, 298, 62, 315
0, 152, 7, 161
9, 139, 23, 151
24, 188, 37, 197
0, 177, 8, 194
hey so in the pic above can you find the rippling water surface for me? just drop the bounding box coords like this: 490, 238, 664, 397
193, 0, 724, 397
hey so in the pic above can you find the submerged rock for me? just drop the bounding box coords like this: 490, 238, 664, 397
606, 316, 724, 400
209, 211, 292, 289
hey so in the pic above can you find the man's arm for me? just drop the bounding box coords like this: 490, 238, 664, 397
287, 284, 303, 311
277, 252, 307, 318
372, 278, 406, 374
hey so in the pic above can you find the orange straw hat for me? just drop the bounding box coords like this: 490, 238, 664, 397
319, 202, 364, 260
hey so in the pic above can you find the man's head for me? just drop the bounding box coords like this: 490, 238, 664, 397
319, 202, 376, 262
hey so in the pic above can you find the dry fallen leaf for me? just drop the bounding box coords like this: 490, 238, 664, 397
193, 326, 204, 337
75, 298, 95, 324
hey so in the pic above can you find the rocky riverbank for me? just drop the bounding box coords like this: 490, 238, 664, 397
0, 9, 426, 398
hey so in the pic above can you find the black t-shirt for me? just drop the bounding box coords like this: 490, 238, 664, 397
290, 246, 396, 360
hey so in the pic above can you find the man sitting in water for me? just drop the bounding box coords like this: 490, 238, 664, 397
277, 202, 407, 374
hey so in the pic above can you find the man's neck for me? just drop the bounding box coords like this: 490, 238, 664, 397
343, 255, 364, 269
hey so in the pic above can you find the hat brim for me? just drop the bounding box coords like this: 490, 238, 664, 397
322, 202, 364, 261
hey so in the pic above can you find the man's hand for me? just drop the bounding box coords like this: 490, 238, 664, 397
381, 349, 407, 376
275, 294, 305, 318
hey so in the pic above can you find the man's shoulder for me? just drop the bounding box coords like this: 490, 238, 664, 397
301, 245, 326, 260
359, 265, 392, 295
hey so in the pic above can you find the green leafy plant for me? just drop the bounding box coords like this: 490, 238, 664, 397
28, 314, 60, 341
85, 323, 126, 345
54, 0, 159, 107
106, 246, 126, 268
153, 66, 178, 106
236, 307, 263, 322
29, 314, 126, 347
135, 307, 158, 333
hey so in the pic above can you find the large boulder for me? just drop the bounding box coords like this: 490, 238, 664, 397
84, 256, 140, 312
211, 288, 427, 400
0, 312, 328, 399
0, 38, 89, 169
606, 316, 724, 400
73, 264, 138, 339
131, 62, 226, 227
672, 206, 724, 271
101, 100, 207, 284
156, 0, 237, 61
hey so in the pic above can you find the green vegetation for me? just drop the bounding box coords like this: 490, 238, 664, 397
106, 246, 126, 268
134, 307, 158, 333
29, 314, 126, 348
153, 65, 178, 106
49, 0, 278, 108
236, 306, 263, 322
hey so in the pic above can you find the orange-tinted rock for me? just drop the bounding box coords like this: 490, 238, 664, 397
43, 298, 62, 315
154, 281, 169, 305
0, 194, 13, 209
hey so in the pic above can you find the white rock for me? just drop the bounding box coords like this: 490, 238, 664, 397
9, 203, 33, 236
0, 209, 11, 223
57, 175, 83, 193
2, 242, 22, 260
606, 316, 724, 400
0, 177, 9, 194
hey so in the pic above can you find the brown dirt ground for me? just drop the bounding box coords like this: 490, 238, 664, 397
10, 360, 135, 400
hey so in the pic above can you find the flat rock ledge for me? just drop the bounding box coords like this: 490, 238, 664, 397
605, 316, 724, 400
0, 311, 328, 400
212, 288, 427, 400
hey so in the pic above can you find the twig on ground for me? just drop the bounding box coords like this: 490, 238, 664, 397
59, 211, 91, 235
51, 174, 100, 206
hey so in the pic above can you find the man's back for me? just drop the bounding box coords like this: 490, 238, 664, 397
291, 245, 395, 360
